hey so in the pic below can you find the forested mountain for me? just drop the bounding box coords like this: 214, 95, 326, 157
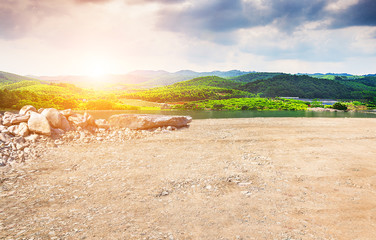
237, 74, 355, 99
172, 76, 242, 88
230, 72, 282, 82
0, 71, 40, 84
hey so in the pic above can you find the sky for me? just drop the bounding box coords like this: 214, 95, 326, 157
1, 0, 376, 76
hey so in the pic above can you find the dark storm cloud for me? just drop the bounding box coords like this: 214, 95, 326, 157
158, 0, 329, 35
158, 0, 249, 33
157, 0, 376, 40
330, 0, 376, 28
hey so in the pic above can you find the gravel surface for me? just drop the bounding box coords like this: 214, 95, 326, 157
1, 118, 376, 239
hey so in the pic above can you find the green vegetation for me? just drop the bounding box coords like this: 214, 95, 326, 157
173, 98, 308, 111
237, 74, 355, 99
2, 70, 376, 112
121, 76, 254, 102
0, 71, 39, 85
230, 72, 282, 83
0, 82, 139, 110
172, 76, 242, 88
332, 102, 348, 111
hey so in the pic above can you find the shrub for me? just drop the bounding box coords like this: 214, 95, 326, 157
332, 102, 348, 111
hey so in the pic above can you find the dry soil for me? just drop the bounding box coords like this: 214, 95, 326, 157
1, 118, 376, 239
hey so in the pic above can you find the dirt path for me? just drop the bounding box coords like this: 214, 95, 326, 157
1, 118, 376, 239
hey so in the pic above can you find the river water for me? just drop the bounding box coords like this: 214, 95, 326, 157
85, 110, 376, 120
3, 109, 376, 120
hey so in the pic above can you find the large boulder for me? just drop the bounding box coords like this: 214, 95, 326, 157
40, 108, 71, 131
19, 105, 36, 115
41, 108, 63, 129
27, 112, 51, 136
10, 115, 30, 125
109, 114, 192, 130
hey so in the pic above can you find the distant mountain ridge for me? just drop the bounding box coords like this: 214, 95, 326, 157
0, 71, 41, 84
33, 70, 254, 89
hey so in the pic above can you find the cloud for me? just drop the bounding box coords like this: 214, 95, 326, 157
0, 0, 59, 39
126, 0, 185, 4
157, 0, 376, 39
75, 0, 112, 3
157, 0, 330, 36
0, 0, 113, 39
330, 0, 376, 28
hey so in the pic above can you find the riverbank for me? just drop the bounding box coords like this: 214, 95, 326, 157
1, 118, 376, 239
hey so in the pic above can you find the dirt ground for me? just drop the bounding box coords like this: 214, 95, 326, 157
1, 118, 376, 240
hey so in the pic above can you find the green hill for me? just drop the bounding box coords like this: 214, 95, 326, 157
0, 71, 40, 85
172, 76, 242, 88
238, 74, 355, 99
230, 72, 282, 83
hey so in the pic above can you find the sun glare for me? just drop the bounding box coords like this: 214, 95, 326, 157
84, 59, 110, 78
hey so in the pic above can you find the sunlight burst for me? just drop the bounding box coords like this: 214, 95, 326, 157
84, 59, 110, 78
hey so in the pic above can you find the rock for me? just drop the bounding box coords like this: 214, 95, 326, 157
7, 125, 18, 136
25, 134, 39, 142
2, 112, 14, 126
0, 115, 2, 125
60, 116, 72, 132
27, 112, 52, 136
19, 105, 37, 115
84, 112, 96, 126
17, 122, 30, 137
41, 108, 64, 129
95, 119, 110, 129
54, 139, 64, 145
10, 115, 30, 125
109, 114, 192, 130
68, 114, 87, 128
13, 136, 26, 146
0, 125, 7, 132
51, 128, 65, 138
68, 112, 95, 129
60, 109, 73, 117
0, 133, 12, 142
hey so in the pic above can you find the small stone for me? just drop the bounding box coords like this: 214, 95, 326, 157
54, 140, 64, 145
161, 191, 169, 196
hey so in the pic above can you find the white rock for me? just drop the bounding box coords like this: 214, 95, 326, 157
27, 112, 51, 136
19, 105, 37, 115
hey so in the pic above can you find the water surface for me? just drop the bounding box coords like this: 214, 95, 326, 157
85, 110, 376, 120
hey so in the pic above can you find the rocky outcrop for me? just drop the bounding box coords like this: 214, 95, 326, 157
1, 105, 192, 167
109, 114, 192, 130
